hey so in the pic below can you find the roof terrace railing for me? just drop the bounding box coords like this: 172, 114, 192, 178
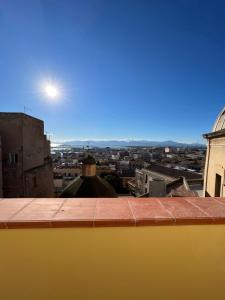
0, 197, 225, 229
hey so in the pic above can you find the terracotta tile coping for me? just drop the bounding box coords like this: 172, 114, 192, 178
0, 197, 225, 229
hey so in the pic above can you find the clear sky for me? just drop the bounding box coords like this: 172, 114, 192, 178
0, 0, 225, 143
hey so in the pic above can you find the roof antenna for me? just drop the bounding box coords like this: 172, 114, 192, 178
24, 106, 32, 114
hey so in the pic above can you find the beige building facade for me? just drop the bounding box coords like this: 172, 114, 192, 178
204, 107, 225, 197
0, 113, 54, 198
0, 137, 3, 197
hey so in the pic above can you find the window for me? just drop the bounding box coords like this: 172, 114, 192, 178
215, 174, 222, 197
145, 174, 148, 183
8, 153, 18, 164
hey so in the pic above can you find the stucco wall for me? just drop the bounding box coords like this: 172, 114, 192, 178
1, 225, 225, 300
0, 137, 3, 197
204, 136, 225, 196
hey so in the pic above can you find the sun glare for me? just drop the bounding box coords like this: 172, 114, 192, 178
44, 84, 59, 99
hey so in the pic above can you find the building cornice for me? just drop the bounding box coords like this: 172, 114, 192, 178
203, 129, 225, 139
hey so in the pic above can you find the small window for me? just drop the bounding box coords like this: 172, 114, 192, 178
145, 174, 148, 183
215, 174, 222, 197
9, 153, 18, 164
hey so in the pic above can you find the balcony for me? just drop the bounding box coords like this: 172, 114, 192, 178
0, 197, 225, 300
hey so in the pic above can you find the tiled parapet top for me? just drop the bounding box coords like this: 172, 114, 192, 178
0, 197, 225, 228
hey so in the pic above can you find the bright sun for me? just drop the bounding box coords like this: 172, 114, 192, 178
44, 84, 59, 99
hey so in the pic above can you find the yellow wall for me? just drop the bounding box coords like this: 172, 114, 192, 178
1, 225, 225, 300
204, 136, 225, 196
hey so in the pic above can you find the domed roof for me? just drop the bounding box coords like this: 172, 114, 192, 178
60, 175, 117, 198
82, 155, 96, 165
213, 106, 225, 132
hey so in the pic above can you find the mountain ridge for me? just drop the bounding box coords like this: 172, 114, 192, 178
55, 140, 205, 148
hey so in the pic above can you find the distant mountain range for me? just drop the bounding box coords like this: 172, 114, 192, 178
55, 140, 206, 148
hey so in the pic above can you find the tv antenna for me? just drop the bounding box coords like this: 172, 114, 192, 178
23, 106, 32, 114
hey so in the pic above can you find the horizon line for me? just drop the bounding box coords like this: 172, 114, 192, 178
51, 138, 205, 145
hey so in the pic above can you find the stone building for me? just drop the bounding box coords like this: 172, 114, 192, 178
0, 113, 54, 197
203, 106, 225, 197
0, 137, 3, 197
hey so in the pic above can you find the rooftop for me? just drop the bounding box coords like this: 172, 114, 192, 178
0, 197, 225, 228
146, 164, 202, 180
0, 112, 44, 123
59, 176, 117, 198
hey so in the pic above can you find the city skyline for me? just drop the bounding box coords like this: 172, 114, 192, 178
1, 1, 225, 142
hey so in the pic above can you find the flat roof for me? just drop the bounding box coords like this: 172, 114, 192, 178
0, 112, 43, 123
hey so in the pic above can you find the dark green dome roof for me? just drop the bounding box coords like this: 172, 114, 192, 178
60, 175, 117, 198
82, 155, 96, 165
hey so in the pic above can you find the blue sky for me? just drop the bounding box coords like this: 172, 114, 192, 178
0, 0, 225, 143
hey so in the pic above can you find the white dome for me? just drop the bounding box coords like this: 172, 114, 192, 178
213, 106, 225, 132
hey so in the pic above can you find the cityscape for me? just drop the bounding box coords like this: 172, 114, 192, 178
52, 139, 205, 197
0, 112, 208, 199
0, 108, 224, 199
